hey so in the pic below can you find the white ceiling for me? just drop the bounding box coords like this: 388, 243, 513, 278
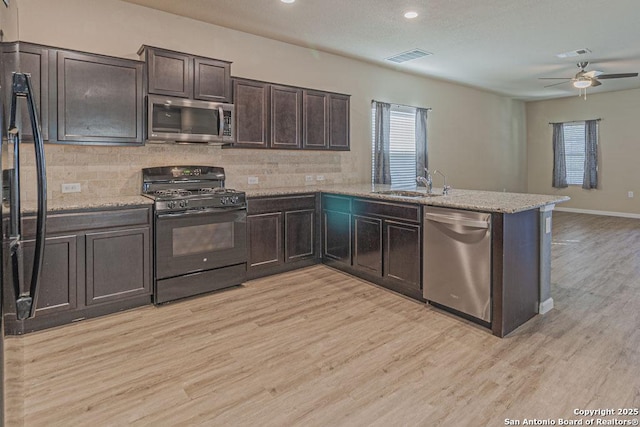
121, 0, 640, 100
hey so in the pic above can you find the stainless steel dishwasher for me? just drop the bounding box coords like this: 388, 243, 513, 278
423, 206, 492, 322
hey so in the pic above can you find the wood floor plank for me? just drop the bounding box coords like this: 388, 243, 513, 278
4, 212, 640, 426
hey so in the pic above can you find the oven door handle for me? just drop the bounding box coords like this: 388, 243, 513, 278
156, 206, 246, 218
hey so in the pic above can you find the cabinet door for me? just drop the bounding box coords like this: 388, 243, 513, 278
85, 227, 151, 305
233, 79, 269, 148
323, 210, 351, 265
57, 51, 144, 144
248, 212, 283, 270
146, 48, 192, 98
303, 90, 328, 149
285, 209, 315, 262
2, 43, 50, 141
328, 93, 350, 150
194, 57, 231, 103
270, 85, 302, 149
353, 215, 382, 276
23, 235, 78, 315
384, 221, 421, 290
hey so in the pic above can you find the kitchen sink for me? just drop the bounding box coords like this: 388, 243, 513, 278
373, 190, 441, 198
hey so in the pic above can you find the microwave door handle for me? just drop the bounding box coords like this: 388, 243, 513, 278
218, 106, 224, 138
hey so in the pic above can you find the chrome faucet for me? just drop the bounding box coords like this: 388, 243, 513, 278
433, 169, 451, 195
416, 168, 433, 194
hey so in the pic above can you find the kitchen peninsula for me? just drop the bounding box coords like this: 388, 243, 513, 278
245, 185, 569, 337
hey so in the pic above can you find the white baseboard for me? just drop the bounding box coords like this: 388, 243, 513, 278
555, 207, 640, 219
539, 298, 554, 315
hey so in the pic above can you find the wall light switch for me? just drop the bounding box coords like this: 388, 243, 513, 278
305, 175, 314, 182
628, 191, 634, 198
545, 217, 551, 234
316, 175, 325, 181
248, 176, 259, 185
61, 183, 81, 193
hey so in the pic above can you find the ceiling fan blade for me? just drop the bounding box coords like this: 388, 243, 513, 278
590, 79, 602, 87
539, 77, 572, 80
597, 73, 639, 79
583, 70, 603, 78
544, 80, 571, 88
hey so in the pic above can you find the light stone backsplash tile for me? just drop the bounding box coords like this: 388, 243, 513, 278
15, 143, 363, 204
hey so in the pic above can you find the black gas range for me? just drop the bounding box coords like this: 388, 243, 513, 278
142, 166, 246, 213
142, 166, 247, 304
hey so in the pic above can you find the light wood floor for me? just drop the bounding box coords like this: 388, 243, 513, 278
4, 212, 640, 426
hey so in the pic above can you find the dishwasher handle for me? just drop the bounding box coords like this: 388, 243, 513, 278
424, 212, 490, 229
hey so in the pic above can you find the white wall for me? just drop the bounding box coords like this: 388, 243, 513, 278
527, 88, 640, 215
10, 0, 527, 200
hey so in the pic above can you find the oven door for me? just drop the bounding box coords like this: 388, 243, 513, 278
155, 207, 247, 280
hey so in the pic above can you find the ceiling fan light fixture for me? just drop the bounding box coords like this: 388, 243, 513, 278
573, 78, 592, 89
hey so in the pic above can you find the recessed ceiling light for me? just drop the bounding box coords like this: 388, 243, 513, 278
281, 0, 295, 3
404, 11, 418, 19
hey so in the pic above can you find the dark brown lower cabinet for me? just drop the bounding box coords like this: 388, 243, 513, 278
322, 210, 351, 266
384, 220, 421, 292
322, 194, 422, 300
285, 209, 315, 262
352, 215, 382, 275
2, 206, 152, 335
247, 194, 319, 279
24, 235, 78, 316
248, 212, 283, 271
85, 227, 151, 305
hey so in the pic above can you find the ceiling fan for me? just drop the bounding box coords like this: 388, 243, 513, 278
540, 61, 639, 91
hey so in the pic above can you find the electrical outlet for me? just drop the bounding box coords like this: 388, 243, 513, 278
248, 176, 259, 185
61, 183, 81, 193
305, 175, 314, 182
628, 191, 634, 198
316, 175, 325, 181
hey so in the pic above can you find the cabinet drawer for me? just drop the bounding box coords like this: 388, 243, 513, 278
352, 198, 420, 223
248, 194, 316, 214
22, 207, 151, 236
322, 194, 351, 213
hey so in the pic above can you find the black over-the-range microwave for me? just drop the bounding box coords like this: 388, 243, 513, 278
146, 95, 235, 144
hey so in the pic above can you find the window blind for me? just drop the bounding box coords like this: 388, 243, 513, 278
371, 105, 417, 187
563, 122, 585, 185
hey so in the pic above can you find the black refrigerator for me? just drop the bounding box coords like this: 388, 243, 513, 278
0, 67, 49, 423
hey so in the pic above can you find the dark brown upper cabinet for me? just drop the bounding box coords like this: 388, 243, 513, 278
270, 84, 302, 149
139, 46, 232, 103
143, 47, 192, 98
194, 57, 232, 102
56, 50, 144, 145
233, 78, 269, 148
329, 93, 350, 150
303, 90, 328, 149
2, 42, 50, 141
232, 77, 350, 151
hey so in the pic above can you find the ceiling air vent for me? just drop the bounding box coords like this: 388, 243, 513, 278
556, 48, 591, 59
386, 49, 432, 64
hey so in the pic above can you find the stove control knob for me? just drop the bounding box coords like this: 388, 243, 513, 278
221, 196, 229, 205
167, 201, 176, 209
179, 200, 188, 208
230, 196, 239, 204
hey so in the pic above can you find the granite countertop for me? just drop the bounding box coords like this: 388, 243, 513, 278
19, 195, 153, 214
245, 184, 570, 214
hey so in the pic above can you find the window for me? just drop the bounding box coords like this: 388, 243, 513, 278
563, 122, 586, 185
552, 119, 598, 189
371, 105, 417, 187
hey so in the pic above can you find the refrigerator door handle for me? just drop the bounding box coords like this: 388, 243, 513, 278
8, 73, 48, 320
